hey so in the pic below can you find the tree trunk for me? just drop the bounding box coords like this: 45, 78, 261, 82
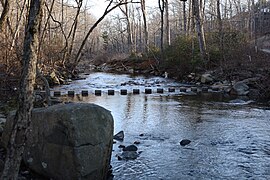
165, 0, 170, 46
119, 0, 134, 54
0, 0, 10, 32
188, 0, 194, 34
192, 0, 207, 62
158, 0, 165, 53
62, 0, 82, 66
10, 0, 27, 51
183, 0, 187, 34
141, 0, 149, 53
0, 0, 43, 179
217, 0, 225, 62
72, 0, 129, 71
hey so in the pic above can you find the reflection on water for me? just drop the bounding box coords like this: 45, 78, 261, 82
55, 73, 270, 179
63, 94, 270, 180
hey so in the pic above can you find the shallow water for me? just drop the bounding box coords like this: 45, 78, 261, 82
54, 72, 270, 179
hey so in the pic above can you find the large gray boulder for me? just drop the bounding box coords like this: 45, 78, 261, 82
2, 103, 114, 180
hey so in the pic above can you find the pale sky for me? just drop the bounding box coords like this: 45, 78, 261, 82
89, 0, 157, 18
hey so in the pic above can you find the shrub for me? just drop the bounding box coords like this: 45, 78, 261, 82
159, 36, 203, 78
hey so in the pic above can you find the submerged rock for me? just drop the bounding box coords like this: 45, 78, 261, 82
180, 139, 191, 146
121, 151, 139, 160
113, 131, 124, 141
116, 144, 139, 160
117, 151, 140, 160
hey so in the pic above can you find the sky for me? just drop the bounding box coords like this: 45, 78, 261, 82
89, 0, 157, 18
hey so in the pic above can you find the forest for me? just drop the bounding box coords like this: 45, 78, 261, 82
0, 0, 270, 99
0, 0, 270, 179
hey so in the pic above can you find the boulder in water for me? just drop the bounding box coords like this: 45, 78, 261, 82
180, 139, 191, 146
2, 103, 114, 180
123, 145, 138, 152
113, 131, 124, 141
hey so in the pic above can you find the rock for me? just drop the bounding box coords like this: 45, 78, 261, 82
0, 117, 6, 124
117, 151, 139, 160
201, 73, 214, 84
113, 131, 124, 141
2, 103, 114, 180
48, 71, 60, 85
50, 97, 63, 105
128, 69, 134, 74
229, 99, 246, 104
134, 141, 140, 145
21, 171, 30, 175
0, 116, 6, 135
117, 155, 123, 160
118, 145, 125, 149
231, 81, 249, 96
123, 145, 138, 152
229, 99, 254, 105
180, 139, 191, 146
224, 86, 232, 93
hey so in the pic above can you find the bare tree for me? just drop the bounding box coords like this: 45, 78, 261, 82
1, 0, 44, 179
0, 0, 10, 31
217, 0, 224, 62
192, 0, 207, 62
119, 0, 135, 53
158, 0, 165, 52
72, 0, 132, 71
140, 0, 149, 53
9, 0, 27, 51
164, 0, 170, 46
182, 0, 187, 34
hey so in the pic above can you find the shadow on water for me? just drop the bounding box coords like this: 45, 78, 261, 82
55, 73, 270, 179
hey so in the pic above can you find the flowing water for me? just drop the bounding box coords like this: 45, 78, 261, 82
53, 72, 270, 180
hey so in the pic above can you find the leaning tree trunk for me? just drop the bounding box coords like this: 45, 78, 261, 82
72, 0, 129, 72
0, 0, 44, 179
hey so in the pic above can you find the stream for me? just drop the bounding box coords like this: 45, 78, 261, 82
53, 72, 270, 179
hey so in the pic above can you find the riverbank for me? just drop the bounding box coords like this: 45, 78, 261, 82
77, 50, 270, 103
